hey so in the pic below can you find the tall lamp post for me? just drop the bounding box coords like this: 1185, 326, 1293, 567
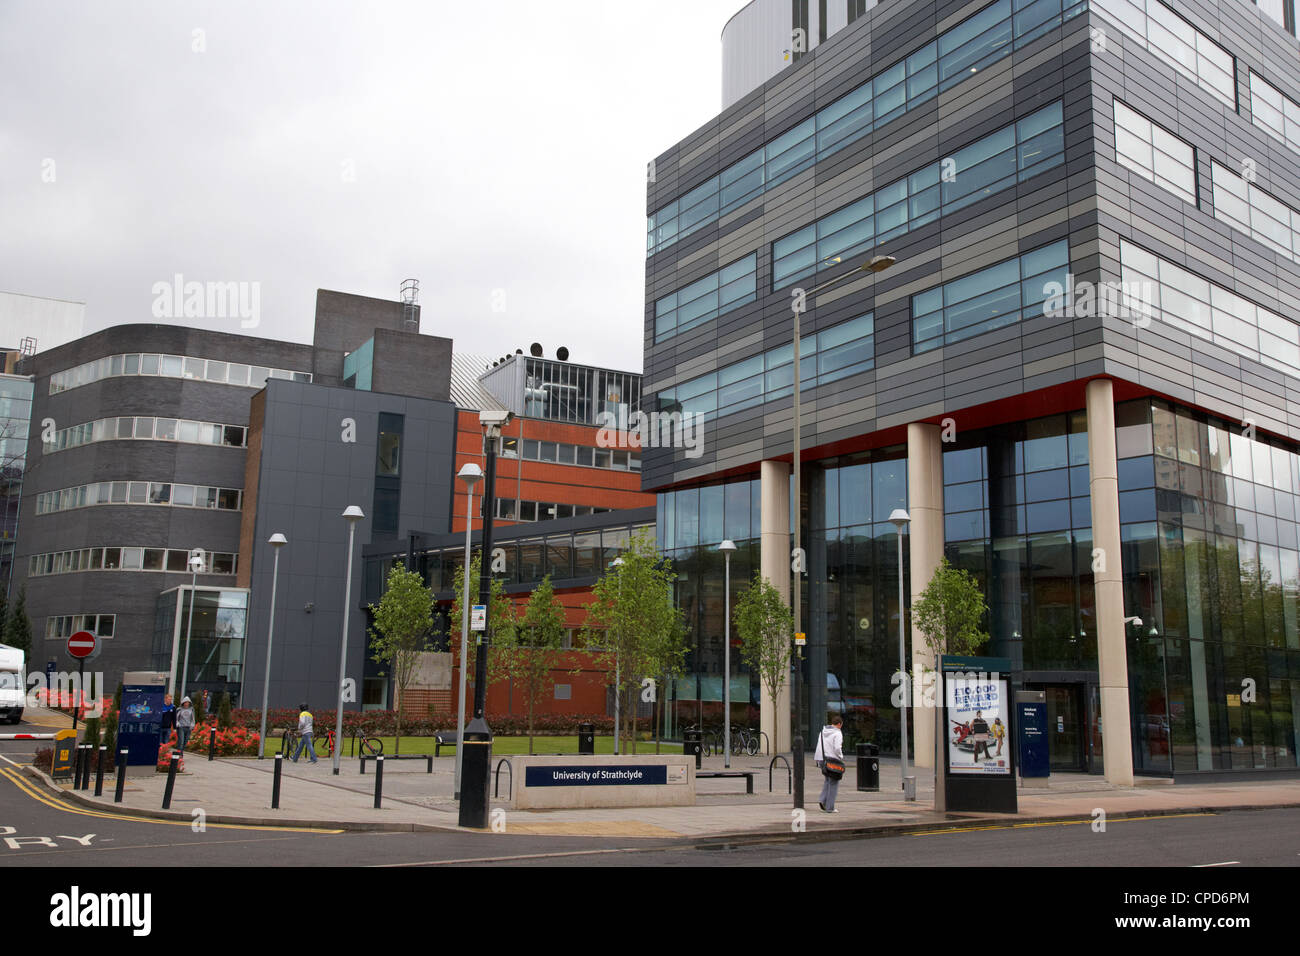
257, 533, 287, 759
460, 410, 512, 828
888, 508, 914, 801
790, 254, 894, 794
719, 540, 736, 769
333, 506, 365, 776
179, 549, 205, 703
612, 556, 624, 755
454, 462, 483, 799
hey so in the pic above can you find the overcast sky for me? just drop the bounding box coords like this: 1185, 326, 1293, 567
0, 0, 742, 372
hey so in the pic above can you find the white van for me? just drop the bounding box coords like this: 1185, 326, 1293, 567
0, 643, 25, 724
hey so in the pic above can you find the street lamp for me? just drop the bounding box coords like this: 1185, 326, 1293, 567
460, 409, 513, 828
179, 549, 205, 703
333, 505, 365, 776
719, 540, 737, 769
612, 556, 625, 756
258, 533, 287, 759
888, 508, 914, 801
790, 254, 895, 802
454, 462, 482, 799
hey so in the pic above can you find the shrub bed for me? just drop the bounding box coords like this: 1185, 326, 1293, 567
228, 707, 615, 737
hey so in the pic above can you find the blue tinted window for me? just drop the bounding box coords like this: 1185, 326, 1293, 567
1118, 456, 1155, 490
647, 0, 1080, 257
654, 254, 756, 341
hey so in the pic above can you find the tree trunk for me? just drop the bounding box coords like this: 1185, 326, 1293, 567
394, 678, 402, 756
528, 697, 535, 755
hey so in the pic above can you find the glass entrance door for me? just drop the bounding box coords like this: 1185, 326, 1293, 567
1043, 684, 1086, 771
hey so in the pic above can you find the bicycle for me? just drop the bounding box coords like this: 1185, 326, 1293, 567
321, 727, 383, 758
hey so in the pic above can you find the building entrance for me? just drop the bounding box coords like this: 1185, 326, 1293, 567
1025, 682, 1088, 771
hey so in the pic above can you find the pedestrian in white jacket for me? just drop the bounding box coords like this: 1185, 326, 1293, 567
814, 715, 845, 812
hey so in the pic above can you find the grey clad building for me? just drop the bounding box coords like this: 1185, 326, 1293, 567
645, 0, 1300, 779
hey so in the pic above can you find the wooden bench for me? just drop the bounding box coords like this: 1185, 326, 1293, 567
696, 770, 756, 794
359, 754, 432, 773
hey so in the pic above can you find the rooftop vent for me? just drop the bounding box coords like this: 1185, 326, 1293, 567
556, 346, 569, 361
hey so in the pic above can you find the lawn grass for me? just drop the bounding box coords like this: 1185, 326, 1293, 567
261, 734, 681, 758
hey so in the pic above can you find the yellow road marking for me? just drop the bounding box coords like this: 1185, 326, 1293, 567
908, 811, 1216, 835
0, 767, 342, 833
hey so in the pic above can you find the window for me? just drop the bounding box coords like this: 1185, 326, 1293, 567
1112, 100, 1197, 204
1120, 239, 1300, 376
654, 254, 757, 341
1091, 0, 1235, 109
647, 0, 1085, 257
912, 240, 1070, 352
772, 102, 1065, 289
376, 428, 401, 476
1211, 161, 1300, 262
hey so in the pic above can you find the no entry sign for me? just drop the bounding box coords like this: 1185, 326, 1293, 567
67, 630, 98, 660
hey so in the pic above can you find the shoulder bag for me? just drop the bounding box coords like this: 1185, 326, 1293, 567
821, 728, 845, 780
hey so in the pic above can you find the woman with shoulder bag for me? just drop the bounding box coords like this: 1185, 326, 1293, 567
814, 714, 845, 812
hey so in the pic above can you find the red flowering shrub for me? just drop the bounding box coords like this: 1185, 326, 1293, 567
228, 708, 614, 737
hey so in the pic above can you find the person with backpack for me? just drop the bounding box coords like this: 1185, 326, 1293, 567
814, 714, 845, 812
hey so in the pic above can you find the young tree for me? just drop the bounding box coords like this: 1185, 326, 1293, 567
368, 565, 434, 748
506, 576, 569, 754
4, 585, 31, 657
912, 557, 991, 662
582, 530, 687, 754
447, 553, 516, 706
735, 573, 794, 751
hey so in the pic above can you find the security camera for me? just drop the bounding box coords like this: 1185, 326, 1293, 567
479, 409, 514, 428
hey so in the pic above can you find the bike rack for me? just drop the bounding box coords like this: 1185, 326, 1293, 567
760, 731, 771, 756
769, 755, 792, 794
493, 758, 512, 799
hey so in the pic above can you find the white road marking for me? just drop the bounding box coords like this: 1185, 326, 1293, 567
1192, 861, 1239, 867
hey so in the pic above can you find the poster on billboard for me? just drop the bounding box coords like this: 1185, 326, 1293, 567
946, 671, 1011, 775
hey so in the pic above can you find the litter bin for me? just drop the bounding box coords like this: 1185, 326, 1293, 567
856, 742, 879, 792
578, 722, 595, 755
684, 729, 702, 769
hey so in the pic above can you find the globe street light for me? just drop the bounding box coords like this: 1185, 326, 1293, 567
454, 462, 482, 799
258, 533, 287, 759
334, 506, 365, 776
719, 540, 737, 769
888, 508, 914, 801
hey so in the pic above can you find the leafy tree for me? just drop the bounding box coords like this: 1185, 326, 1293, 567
4, 585, 31, 657
913, 557, 990, 661
735, 573, 794, 750
582, 530, 687, 754
447, 553, 516, 704
217, 692, 233, 730
368, 565, 434, 747
191, 690, 206, 722
501, 576, 570, 754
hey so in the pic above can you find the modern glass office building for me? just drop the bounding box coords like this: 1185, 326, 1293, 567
644, 0, 1300, 778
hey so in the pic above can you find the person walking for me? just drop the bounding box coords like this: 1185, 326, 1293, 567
175, 696, 196, 753
290, 703, 317, 764
158, 693, 176, 747
814, 714, 845, 812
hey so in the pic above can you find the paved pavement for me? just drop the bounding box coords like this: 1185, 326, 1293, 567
24, 728, 1300, 842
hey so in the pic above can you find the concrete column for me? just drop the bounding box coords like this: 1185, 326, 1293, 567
907, 423, 944, 770
760, 459, 792, 753
1086, 378, 1135, 786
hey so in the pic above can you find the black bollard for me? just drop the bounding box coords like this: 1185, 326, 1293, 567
94, 746, 107, 796
792, 736, 805, 810
162, 753, 180, 810
373, 755, 384, 808
208, 725, 217, 761
72, 746, 83, 789
78, 746, 91, 790
272, 754, 282, 810
114, 750, 128, 803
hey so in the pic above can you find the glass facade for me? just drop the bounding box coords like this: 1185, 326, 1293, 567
45, 416, 248, 453
1210, 161, 1300, 265
49, 352, 310, 394
647, 0, 1087, 257
654, 254, 757, 342
773, 102, 1065, 289
36, 481, 241, 515
0, 374, 32, 596
152, 588, 249, 705
1112, 99, 1197, 205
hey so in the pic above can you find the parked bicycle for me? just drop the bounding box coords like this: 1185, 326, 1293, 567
325, 727, 383, 758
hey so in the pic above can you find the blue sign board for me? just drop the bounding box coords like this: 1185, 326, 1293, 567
118, 684, 166, 766
525, 765, 667, 787
1018, 702, 1049, 778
